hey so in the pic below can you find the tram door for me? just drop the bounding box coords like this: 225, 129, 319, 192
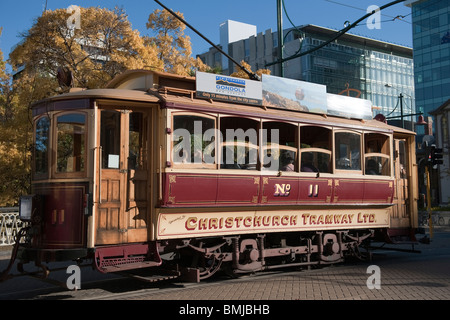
392, 139, 410, 228
96, 109, 149, 245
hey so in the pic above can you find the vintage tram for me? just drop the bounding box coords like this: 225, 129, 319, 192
3, 70, 419, 282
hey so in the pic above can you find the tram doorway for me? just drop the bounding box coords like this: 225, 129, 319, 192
392, 139, 410, 228
96, 109, 150, 245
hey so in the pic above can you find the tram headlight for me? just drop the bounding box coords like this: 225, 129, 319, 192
19, 195, 36, 221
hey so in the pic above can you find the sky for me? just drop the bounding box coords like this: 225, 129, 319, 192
0, 0, 413, 68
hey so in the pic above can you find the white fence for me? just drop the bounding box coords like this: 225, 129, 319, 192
0, 207, 27, 246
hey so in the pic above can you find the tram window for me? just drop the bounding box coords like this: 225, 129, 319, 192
398, 140, 407, 179
220, 117, 259, 170
56, 113, 86, 173
262, 122, 297, 172
172, 114, 216, 167
300, 126, 332, 173
335, 132, 361, 171
221, 143, 258, 170
34, 116, 50, 177
364, 133, 390, 176
129, 112, 145, 170
365, 156, 390, 175
365, 133, 389, 154
100, 111, 121, 169
301, 152, 331, 173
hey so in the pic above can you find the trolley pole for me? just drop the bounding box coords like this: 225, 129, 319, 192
425, 165, 433, 238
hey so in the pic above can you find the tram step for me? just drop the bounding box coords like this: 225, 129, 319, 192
100, 260, 161, 273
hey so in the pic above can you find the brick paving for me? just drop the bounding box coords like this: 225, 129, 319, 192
2, 228, 449, 302
82, 230, 450, 301
104, 257, 449, 301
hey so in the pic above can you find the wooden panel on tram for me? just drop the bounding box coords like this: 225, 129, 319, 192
333, 178, 365, 204
363, 179, 394, 204
298, 177, 333, 204
262, 176, 299, 205
164, 173, 217, 206
35, 183, 87, 248
217, 174, 259, 205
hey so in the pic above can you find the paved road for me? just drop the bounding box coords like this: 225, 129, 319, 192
1, 228, 449, 313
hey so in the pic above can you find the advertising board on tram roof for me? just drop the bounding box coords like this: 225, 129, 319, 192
196, 71, 373, 120
196, 71, 263, 106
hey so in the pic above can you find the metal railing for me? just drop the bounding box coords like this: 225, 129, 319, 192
0, 207, 27, 247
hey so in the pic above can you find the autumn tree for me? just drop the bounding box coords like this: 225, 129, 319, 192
146, 9, 208, 76
0, 28, 31, 206
230, 60, 271, 79
10, 6, 163, 90
1, 7, 165, 206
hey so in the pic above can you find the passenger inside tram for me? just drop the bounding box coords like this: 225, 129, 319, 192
301, 152, 319, 172
366, 159, 380, 175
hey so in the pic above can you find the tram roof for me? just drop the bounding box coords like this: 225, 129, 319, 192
33, 69, 414, 135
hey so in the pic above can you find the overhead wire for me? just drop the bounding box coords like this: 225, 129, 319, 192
281, 0, 304, 56
324, 0, 412, 25
266, 0, 408, 67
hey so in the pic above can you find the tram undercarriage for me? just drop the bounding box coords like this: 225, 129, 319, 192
158, 229, 374, 282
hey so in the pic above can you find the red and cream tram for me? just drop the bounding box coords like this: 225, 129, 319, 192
4, 70, 419, 282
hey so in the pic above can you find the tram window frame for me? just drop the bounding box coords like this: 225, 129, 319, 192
396, 139, 407, 179
261, 121, 298, 172
334, 130, 362, 173
364, 132, 391, 176
300, 125, 332, 174
54, 111, 87, 178
219, 116, 260, 170
129, 112, 146, 171
33, 115, 51, 179
171, 112, 217, 169
100, 110, 121, 170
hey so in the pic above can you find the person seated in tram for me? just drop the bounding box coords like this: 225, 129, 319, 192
366, 159, 380, 175
281, 156, 295, 172
301, 152, 318, 172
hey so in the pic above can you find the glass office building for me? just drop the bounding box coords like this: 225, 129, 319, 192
198, 24, 415, 127
407, 0, 450, 123
298, 26, 415, 127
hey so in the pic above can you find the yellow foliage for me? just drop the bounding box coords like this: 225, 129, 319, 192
10, 7, 163, 89
146, 9, 208, 76
230, 61, 271, 79
0, 39, 31, 205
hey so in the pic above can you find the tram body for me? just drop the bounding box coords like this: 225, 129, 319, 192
11, 70, 419, 281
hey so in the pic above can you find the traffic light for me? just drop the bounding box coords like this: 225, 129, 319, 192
429, 144, 444, 166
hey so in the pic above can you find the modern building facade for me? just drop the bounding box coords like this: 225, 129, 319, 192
198, 23, 415, 128
404, 0, 450, 206
430, 99, 450, 205
406, 0, 450, 127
